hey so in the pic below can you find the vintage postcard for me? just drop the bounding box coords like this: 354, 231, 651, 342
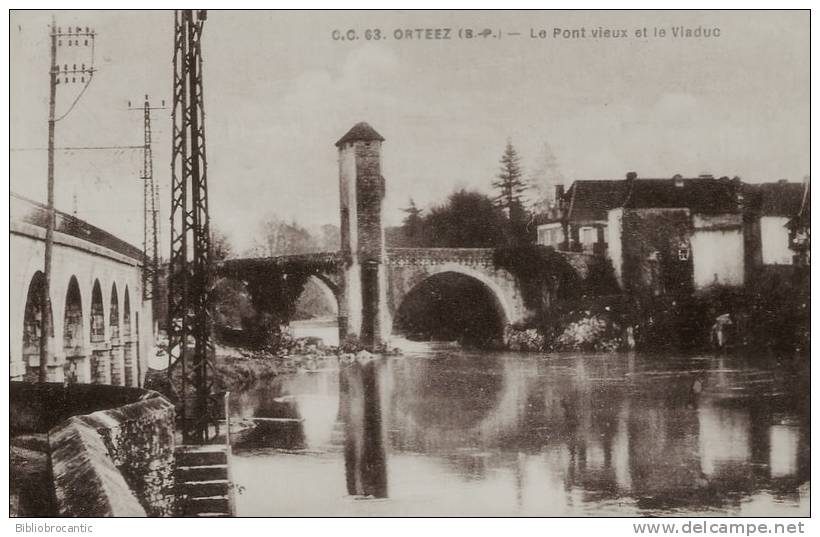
8, 9, 810, 523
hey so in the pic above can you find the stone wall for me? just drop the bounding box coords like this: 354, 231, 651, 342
50, 417, 147, 517
354, 141, 385, 263
12, 382, 176, 517
11, 381, 152, 435
73, 397, 176, 516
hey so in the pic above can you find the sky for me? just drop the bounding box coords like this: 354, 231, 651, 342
10, 10, 809, 254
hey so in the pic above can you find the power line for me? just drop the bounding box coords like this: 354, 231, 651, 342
11, 145, 143, 151
39, 17, 98, 384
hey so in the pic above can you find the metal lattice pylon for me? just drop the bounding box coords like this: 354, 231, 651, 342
141, 95, 161, 302
167, 9, 216, 444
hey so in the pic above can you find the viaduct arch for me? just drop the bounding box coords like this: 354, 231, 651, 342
10, 193, 152, 385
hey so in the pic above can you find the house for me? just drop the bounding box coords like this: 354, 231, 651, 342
787, 180, 810, 267
607, 174, 743, 295
561, 178, 629, 255
742, 180, 808, 272
537, 173, 809, 296
534, 196, 566, 249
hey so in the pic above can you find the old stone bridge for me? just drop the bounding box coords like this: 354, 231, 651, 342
216, 122, 592, 347
10, 193, 153, 384
219, 248, 500, 340
217, 245, 592, 345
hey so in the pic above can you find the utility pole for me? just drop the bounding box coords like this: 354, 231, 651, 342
168, 10, 215, 444
40, 18, 96, 382
128, 96, 166, 304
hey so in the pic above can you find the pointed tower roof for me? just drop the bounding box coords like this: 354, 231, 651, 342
335, 122, 385, 147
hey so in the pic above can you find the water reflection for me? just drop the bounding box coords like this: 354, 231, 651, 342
340, 359, 388, 498
231, 350, 809, 516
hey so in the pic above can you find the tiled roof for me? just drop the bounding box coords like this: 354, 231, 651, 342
335, 122, 385, 147
623, 178, 739, 214
742, 181, 806, 217
565, 180, 629, 222
562, 177, 742, 222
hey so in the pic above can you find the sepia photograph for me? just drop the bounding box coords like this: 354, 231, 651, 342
7, 8, 811, 522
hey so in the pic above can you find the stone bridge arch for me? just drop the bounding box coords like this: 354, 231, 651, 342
384, 248, 531, 341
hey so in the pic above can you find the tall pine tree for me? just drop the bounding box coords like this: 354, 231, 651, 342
401, 198, 425, 245
492, 140, 530, 244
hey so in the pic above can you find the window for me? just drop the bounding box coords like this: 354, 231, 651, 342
581, 227, 596, 245
537, 225, 562, 247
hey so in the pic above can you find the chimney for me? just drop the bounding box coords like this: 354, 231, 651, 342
554, 184, 565, 205
731, 176, 743, 210
623, 172, 637, 208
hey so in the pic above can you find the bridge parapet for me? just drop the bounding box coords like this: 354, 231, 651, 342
216, 251, 344, 278
11, 193, 144, 263
386, 247, 496, 267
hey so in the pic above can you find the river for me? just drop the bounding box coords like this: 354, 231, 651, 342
228, 322, 809, 517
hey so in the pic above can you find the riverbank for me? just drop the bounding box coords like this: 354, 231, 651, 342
213, 344, 340, 391
144, 341, 341, 395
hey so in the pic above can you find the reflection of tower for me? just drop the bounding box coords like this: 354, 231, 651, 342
337, 122, 390, 348
340, 360, 388, 498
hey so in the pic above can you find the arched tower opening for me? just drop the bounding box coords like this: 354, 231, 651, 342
392, 271, 508, 347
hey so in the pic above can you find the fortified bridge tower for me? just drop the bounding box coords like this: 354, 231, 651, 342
336, 122, 390, 348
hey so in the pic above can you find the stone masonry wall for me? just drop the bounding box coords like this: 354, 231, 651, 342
42, 386, 176, 517
11, 381, 151, 434
77, 397, 176, 516
355, 141, 385, 263
50, 416, 147, 517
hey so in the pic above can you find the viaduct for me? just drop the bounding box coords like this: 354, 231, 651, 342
10, 193, 153, 384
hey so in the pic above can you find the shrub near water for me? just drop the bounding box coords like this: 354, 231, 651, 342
553, 314, 622, 352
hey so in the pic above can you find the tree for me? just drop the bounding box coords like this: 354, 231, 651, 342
401, 198, 424, 245
492, 140, 532, 244
492, 140, 529, 217
529, 141, 565, 212
425, 189, 509, 247
247, 216, 320, 257
318, 224, 341, 252
210, 228, 234, 261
